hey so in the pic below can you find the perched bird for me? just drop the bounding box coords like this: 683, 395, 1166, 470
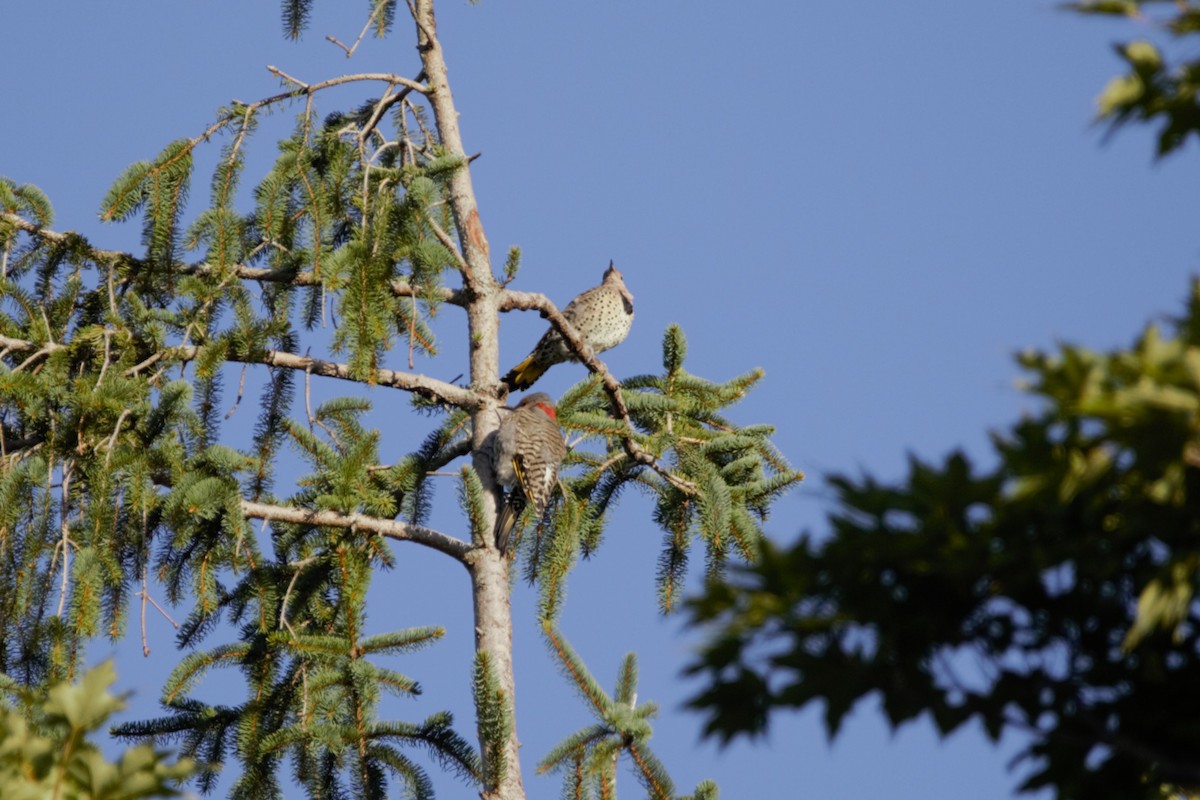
502, 262, 634, 391
491, 392, 568, 554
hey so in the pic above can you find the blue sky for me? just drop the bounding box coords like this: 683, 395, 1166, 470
2, 2, 1197, 798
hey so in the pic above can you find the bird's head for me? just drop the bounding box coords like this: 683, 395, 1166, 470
603, 260, 634, 307
516, 391, 557, 420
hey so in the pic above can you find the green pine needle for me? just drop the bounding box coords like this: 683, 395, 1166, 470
472, 650, 512, 790
457, 465, 488, 546
539, 626, 702, 800
662, 323, 688, 374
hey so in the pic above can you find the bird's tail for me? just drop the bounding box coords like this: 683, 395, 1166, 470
502, 354, 546, 391
494, 492, 527, 554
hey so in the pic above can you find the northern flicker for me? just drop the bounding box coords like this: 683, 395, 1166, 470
491, 392, 568, 554
502, 262, 634, 391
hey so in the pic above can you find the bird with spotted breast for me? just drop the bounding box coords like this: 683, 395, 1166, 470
502, 262, 634, 391
491, 392, 568, 554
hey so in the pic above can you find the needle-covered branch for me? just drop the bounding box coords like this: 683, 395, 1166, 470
538, 623, 700, 800
529, 325, 802, 618
0, 212, 466, 306
502, 289, 696, 494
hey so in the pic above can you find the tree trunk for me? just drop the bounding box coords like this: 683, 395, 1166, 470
410, 2, 524, 796
468, 547, 525, 799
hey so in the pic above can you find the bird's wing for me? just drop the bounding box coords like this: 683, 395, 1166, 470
560, 285, 600, 322
511, 453, 530, 498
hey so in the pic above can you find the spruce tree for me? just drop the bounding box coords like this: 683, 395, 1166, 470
0, 3, 800, 798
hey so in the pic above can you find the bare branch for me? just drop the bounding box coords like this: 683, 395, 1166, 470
1, 433, 45, 463
215, 346, 479, 408
204, 68, 429, 145
267, 64, 310, 91
323, 0, 398, 60
429, 438, 472, 472
372, 438, 471, 477
0, 334, 56, 355
225, 364, 249, 420
359, 71, 427, 144
304, 365, 316, 432
142, 588, 180, 629
125, 350, 162, 376
104, 409, 131, 468
1, 212, 133, 267
425, 213, 468, 270
279, 556, 319, 634
139, 564, 150, 656
325, 34, 354, 57
93, 329, 113, 389
226, 104, 254, 168
13, 344, 58, 372
240, 499, 471, 563
263, 68, 429, 101
137, 561, 179, 657
56, 460, 73, 617
0, 332, 480, 410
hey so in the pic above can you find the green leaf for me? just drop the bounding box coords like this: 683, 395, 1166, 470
1064, 0, 1140, 16
1124, 560, 1197, 650
45, 660, 125, 731
1097, 73, 1144, 116
1123, 40, 1162, 71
